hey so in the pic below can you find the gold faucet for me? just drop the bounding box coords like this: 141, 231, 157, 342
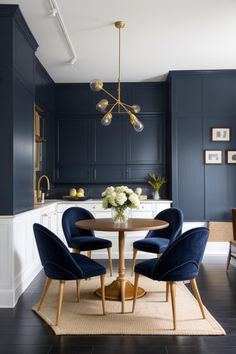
37, 175, 50, 203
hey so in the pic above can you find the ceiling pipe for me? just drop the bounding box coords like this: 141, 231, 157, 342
48, 0, 78, 65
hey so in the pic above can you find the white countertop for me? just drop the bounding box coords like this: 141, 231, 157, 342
0, 199, 173, 218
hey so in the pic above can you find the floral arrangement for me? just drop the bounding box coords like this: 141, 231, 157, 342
102, 186, 140, 222
148, 173, 167, 192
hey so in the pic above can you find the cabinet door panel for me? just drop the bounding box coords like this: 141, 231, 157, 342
93, 117, 126, 164
57, 119, 90, 164
127, 115, 165, 164
127, 165, 165, 182
57, 165, 91, 183
175, 117, 204, 220
94, 165, 126, 182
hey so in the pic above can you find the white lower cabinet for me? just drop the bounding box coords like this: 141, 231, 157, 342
0, 202, 57, 307
0, 199, 172, 307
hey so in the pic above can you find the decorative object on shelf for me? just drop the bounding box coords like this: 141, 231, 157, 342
90, 21, 144, 132
211, 127, 231, 142
148, 173, 167, 200
135, 187, 142, 197
204, 150, 223, 164
226, 150, 236, 164
102, 186, 140, 223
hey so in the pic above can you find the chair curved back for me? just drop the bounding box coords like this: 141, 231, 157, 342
33, 223, 83, 280
152, 227, 209, 281
62, 207, 95, 247
146, 208, 183, 244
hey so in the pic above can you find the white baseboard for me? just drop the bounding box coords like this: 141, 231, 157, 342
14, 262, 42, 307
0, 262, 42, 308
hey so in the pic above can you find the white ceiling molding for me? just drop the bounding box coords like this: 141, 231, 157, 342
48, 0, 77, 65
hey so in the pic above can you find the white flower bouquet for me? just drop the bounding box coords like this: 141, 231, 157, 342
102, 186, 140, 222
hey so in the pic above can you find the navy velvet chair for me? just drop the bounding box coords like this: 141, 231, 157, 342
131, 208, 183, 275
132, 227, 209, 330
62, 207, 113, 276
33, 223, 106, 325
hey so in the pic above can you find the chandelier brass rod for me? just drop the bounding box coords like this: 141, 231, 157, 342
107, 101, 118, 114
101, 87, 118, 102
118, 26, 121, 113
118, 27, 121, 84
121, 102, 135, 109
119, 101, 130, 114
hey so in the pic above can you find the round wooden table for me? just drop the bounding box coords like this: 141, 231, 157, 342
75, 218, 169, 313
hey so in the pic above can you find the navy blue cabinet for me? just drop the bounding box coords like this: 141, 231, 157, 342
0, 5, 38, 215
56, 118, 91, 182
55, 83, 168, 184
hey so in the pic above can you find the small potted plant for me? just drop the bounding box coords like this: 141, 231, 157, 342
148, 173, 167, 200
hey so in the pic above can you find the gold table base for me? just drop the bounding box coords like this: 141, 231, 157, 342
95, 279, 146, 300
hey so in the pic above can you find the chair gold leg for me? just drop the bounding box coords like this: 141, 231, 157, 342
170, 281, 176, 330
121, 280, 126, 314
100, 275, 106, 315
37, 277, 52, 311
166, 281, 170, 302
55, 280, 65, 326
76, 280, 80, 302
107, 248, 113, 276
132, 273, 139, 313
190, 278, 205, 319
226, 243, 232, 271
87, 250, 92, 258
131, 248, 138, 276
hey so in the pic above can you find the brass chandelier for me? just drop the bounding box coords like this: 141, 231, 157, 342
90, 21, 144, 132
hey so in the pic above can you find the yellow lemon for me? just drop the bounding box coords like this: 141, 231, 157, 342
69, 188, 77, 197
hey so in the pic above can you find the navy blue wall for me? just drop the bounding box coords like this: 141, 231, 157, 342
169, 70, 236, 221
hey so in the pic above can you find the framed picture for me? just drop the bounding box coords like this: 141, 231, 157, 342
204, 150, 223, 164
226, 150, 236, 164
211, 127, 231, 142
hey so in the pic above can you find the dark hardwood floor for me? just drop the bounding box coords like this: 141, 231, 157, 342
0, 256, 235, 354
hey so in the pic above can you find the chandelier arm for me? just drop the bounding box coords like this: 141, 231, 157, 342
121, 102, 134, 109
101, 87, 118, 102
119, 102, 131, 114
107, 101, 118, 114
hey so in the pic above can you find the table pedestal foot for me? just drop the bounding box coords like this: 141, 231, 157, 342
95, 279, 146, 300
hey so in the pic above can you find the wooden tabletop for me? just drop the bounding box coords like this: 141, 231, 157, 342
75, 218, 169, 232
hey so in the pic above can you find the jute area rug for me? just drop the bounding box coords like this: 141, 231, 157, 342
32, 276, 225, 336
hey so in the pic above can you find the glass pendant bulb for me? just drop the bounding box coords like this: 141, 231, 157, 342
96, 99, 109, 112
90, 79, 103, 92
133, 119, 144, 132
129, 113, 144, 132
131, 104, 141, 114
101, 112, 112, 126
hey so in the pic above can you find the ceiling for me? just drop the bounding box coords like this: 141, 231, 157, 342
1, 0, 236, 83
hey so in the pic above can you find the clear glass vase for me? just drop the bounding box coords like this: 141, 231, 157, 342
111, 207, 130, 223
